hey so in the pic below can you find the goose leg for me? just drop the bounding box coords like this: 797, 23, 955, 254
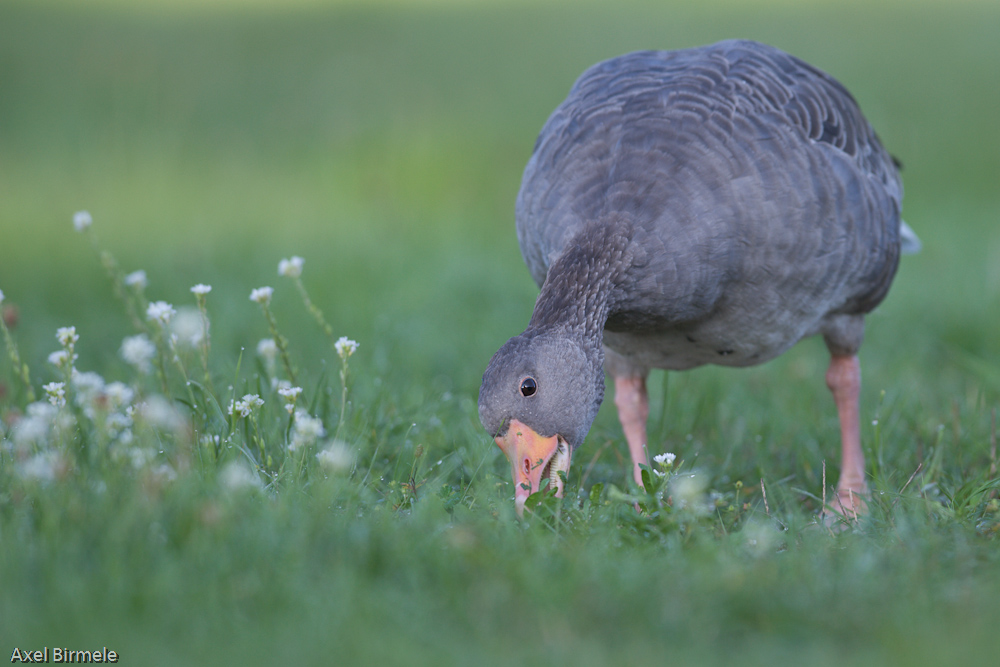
825, 354, 868, 518
613, 374, 650, 488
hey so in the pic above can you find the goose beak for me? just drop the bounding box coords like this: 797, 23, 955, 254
495, 419, 572, 516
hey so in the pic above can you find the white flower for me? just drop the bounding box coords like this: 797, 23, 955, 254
317, 441, 354, 473
256, 338, 278, 361
652, 469, 666, 478
278, 386, 302, 401
278, 256, 304, 278
12, 402, 59, 447
0, 288, 5, 305
104, 382, 134, 409
56, 326, 79, 347
48, 349, 72, 368
228, 393, 264, 418
670, 472, 710, 515
279, 386, 303, 414
73, 210, 92, 232
149, 463, 178, 483
17, 451, 66, 483
289, 410, 325, 451
169, 307, 205, 347
220, 461, 263, 491
653, 452, 676, 467
249, 286, 273, 305
106, 411, 133, 440
121, 334, 156, 373
43, 381, 66, 408
72, 371, 105, 410
137, 395, 188, 433
190, 283, 212, 296
124, 270, 148, 290
146, 301, 176, 326
743, 519, 781, 557
334, 336, 359, 360
128, 447, 156, 469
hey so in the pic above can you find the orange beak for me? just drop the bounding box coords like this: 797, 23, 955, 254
495, 418, 572, 516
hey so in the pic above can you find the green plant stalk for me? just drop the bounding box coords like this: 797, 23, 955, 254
193, 293, 213, 391
293, 277, 335, 345
0, 313, 35, 404
167, 335, 199, 415
84, 227, 145, 333
259, 302, 297, 386
147, 326, 172, 396
334, 358, 349, 443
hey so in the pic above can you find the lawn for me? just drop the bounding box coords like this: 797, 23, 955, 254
2, 0, 999, 664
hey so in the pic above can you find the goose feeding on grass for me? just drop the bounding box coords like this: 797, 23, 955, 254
478, 39, 919, 517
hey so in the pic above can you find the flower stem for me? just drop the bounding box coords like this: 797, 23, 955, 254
193, 293, 213, 391
0, 311, 35, 403
293, 277, 336, 345
259, 302, 297, 386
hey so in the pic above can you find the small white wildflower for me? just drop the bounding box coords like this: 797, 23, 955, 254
169, 307, 205, 347
43, 381, 66, 408
12, 402, 59, 447
316, 440, 355, 473
18, 451, 66, 483
128, 447, 156, 469
106, 411, 133, 439
278, 386, 302, 401
72, 371, 105, 412
278, 386, 303, 414
121, 334, 156, 373
278, 256, 305, 278
249, 286, 273, 305
670, 472, 710, 515
48, 349, 72, 368
73, 210, 92, 232
289, 410, 325, 452
190, 283, 212, 296
743, 519, 781, 557
256, 338, 278, 361
139, 395, 188, 433
124, 270, 148, 290
334, 336, 359, 360
56, 326, 79, 347
146, 300, 176, 326
149, 463, 177, 483
220, 461, 263, 491
652, 469, 666, 478
104, 382, 134, 408
228, 393, 263, 418
653, 452, 676, 467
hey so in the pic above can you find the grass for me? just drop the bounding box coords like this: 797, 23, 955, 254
2, 0, 1000, 664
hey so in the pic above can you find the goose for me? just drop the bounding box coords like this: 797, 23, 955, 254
478, 39, 919, 517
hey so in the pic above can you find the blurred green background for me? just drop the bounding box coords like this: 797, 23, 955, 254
2, 0, 1000, 663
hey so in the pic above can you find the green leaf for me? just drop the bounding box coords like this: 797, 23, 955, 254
589, 482, 604, 504
641, 467, 654, 493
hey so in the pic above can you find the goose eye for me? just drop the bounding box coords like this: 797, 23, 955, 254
520, 377, 537, 397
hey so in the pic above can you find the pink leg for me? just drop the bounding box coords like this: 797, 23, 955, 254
614, 375, 649, 488
825, 354, 868, 518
